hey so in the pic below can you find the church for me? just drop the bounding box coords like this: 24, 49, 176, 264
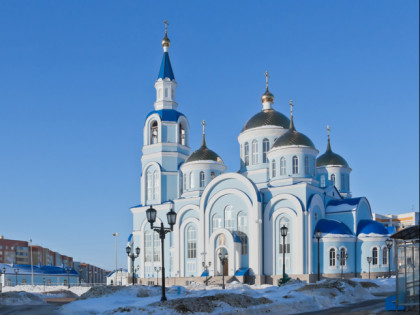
129, 24, 392, 284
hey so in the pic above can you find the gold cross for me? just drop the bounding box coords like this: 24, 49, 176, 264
289, 99, 294, 116
327, 125, 330, 139
264, 70, 270, 89
163, 20, 169, 33
201, 120, 207, 134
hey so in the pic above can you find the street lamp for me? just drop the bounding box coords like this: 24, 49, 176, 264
202, 261, 211, 286
146, 205, 177, 301
79, 268, 83, 285
218, 251, 228, 290
112, 232, 119, 286
154, 266, 161, 285
280, 225, 288, 284
315, 230, 322, 281
0, 267, 6, 292
14, 268, 19, 286
126, 245, 140, 286
64, 266, 71, 288
385, 238, 393, 278
367, 256, 372, 280
43, 278, 45, 291
336, 252, 349, 279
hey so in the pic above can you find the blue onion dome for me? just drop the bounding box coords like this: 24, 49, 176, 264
357, 220, 388, 235
272, 115, 315, 149
185, 133, 223, 163
316, 137, 349, 168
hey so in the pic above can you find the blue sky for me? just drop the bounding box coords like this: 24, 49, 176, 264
0, 1, 418, 270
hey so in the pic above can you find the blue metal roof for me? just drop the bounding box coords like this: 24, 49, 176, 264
158, 52, 175, 80
145, 109, 185, 123
0, 263, 78, 276
357, 220, 389, 235
127, 233, 133, 243
201, 270, 209, 277
327, 197, 363, 207
231, 231, 242, 243
234, 268, 250, 276
315, 219, 353, 235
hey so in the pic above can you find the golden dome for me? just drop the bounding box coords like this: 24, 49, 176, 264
261, 88, 274, 103
162, 34, 171, 48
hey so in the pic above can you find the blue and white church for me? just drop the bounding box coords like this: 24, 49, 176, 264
129, 25, 393, 284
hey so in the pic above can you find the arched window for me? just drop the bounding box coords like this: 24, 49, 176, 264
313, 158, 316, 176
340, 248, 346, 266
190, 172, 194, 189
240, 144, 243, 167
153, 232, 160, 262
238, 212, 248, 255
224, 205, 234, 231
383, 247, 388, 265
292, 156, 299, 174
263, 139, 269, 163
183, 173, 186, 191
146, 171, 153, 201
153, 171, 159, 200
212, 214, 222, 234
151, 121, 158, 144
372, 247, 378, 265
329, 248, 336, 266
252, 140, 258, 165
144, 230, 152, 262
211, 171, 215, 180
164, 88, 168, 97
172, 88, 175, 99
200, 171, 205, 188
187, 226, 197, 259
321, 175, 326, 187
272, 159, 276, 177
179, 124, 186, 145
347, 176, 350, 192
305, 156, 310, 175
280, 157, 286, 175
244, 143, 249, 166
331, 174, 336, 186
341, 174, 345, 191
279, 218, 290, 254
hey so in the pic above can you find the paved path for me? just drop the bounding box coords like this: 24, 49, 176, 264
294, 298, 387, 314
0, 303, 65, 315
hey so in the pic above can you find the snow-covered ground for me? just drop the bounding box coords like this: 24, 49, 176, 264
1, 277, 395, 314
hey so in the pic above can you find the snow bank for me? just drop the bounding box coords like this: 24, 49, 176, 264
2, 284, 91, 297
0, 291, 46, 306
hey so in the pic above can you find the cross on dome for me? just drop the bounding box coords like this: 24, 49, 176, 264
264, 70, 270, 90
163, 19, 169, 34
327, 125, 330, 140
289, 99, 294, 117
201, 120, 207, 135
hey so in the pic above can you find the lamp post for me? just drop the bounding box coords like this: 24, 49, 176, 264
218, 251, 228, 290
386, 238, 393, 278
79, 268, 83, 285
146, 205, 177, 301
315, 230, 322, 281
154, 266, 161, 286
89, 271, 92, 285
202, 261, 211, 286
43, 278, 45, 291
64, 266, 71, 288
126, 245, 140, 286
0, 267, 6, 292
336, 252, 348, 279
14, 268, 19, 286
30, 238, 34, 286
112, 232, 119, 286
280, 225, 288, 284
367, 256, 372, 280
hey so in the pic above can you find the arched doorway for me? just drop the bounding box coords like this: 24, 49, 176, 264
216, 247, 228, 276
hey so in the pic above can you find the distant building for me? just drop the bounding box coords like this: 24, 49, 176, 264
0, 263, 78, 287
106, 269, 129, 286
73, 261, 108, 284
0, 238, 29, 265
373, 212, 419, 233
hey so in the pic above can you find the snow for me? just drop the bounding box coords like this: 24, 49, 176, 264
1, 278, 395, 314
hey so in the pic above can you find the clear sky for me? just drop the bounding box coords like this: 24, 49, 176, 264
0, 1, 418, 271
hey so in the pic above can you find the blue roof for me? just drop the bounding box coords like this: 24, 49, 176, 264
315, 219, 353, 235
0, 263, 78, 276
231, 231, 242, 243
127, 233, 133, 243
357, 220, 389, 235
201, 270, 209, 277
234, 268, 250, 276
146, 109, 185, 123
327, 197, 363, 207
158, 52, 175, 80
